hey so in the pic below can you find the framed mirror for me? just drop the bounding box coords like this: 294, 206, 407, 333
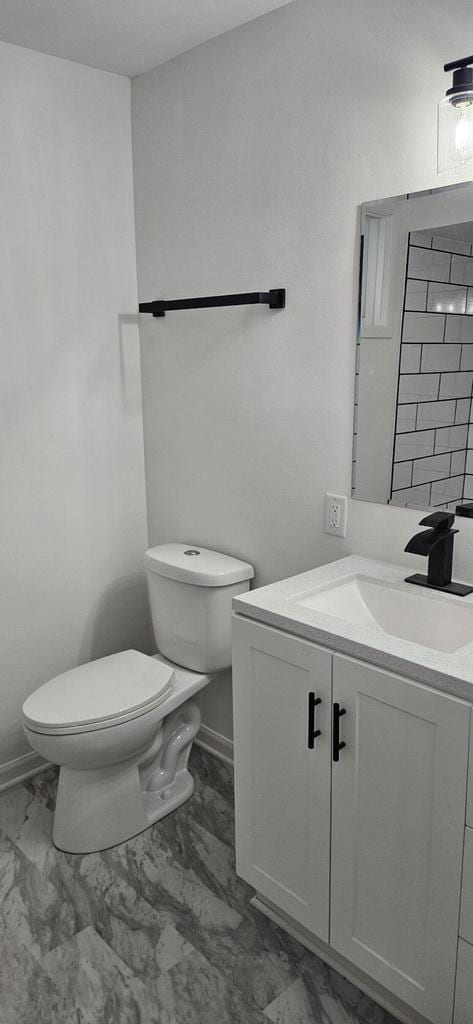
353, 180, 473, 511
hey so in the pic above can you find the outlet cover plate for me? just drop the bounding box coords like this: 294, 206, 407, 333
325, 493, 348, 537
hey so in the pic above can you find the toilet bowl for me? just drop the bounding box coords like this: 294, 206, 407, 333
22, 544, 254, 853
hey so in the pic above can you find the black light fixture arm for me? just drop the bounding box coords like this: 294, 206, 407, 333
444, 55, 473, 72
139, 288, 285, 318
443, 55, 473, 102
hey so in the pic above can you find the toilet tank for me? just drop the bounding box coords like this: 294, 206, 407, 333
144, 544, 254, 673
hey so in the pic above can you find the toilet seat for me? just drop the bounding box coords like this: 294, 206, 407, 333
22, 650, 174, 736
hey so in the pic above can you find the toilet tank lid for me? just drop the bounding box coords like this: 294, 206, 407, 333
144, 543, 254, 587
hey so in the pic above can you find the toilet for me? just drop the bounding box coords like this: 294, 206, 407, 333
22, 544, 254, 854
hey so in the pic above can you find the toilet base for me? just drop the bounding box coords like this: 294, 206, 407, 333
52, 699, 201, 854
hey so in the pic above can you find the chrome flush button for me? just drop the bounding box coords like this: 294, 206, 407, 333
184, 549, 201, 556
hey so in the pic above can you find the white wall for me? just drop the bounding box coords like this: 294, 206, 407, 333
0, 42, 150, 766
131, 0, 473, 743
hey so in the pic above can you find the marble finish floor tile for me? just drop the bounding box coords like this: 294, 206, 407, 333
0, 830, 77, 960
265, 977, 324, 1024
41, 925, 163, 1024
299, 956, 401, 1024
149, 946, 268, 1024
0, 927, 78, 1024
0, 745, 402, 1024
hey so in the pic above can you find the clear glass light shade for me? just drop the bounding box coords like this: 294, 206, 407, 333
438, 93, 473, 172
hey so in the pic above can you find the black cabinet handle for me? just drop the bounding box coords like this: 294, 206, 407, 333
308, 692, 321, 749
333, 703, 346, 762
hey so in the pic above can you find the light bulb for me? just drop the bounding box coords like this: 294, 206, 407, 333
454, 108, 473, 159
438, 92, 473, 171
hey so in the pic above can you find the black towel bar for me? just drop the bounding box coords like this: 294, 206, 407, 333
139, 288, 285, 317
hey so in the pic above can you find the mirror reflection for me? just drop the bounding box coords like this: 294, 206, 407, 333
353, 182, 473, 511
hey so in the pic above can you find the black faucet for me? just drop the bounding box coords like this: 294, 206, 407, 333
405, 511, 473, 596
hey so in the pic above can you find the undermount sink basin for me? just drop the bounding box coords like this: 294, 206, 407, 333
296, 575, 473, 653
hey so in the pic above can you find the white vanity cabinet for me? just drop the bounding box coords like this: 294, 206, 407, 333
232, 615, 471, 1024
232, 617, 332, 940
331, 654, 469, 1024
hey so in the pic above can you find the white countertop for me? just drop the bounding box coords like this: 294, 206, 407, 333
233, 555, 473, 702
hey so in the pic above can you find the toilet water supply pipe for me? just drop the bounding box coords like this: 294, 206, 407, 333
146, 702, 201, 793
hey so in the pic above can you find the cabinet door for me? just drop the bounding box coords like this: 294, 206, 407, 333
331, 654, 470, 1024
232, 616, 332, 940
454, 940, 473, 1024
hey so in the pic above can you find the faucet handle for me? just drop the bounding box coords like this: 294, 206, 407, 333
419, 511, 455, 531
456, 502, 473, 518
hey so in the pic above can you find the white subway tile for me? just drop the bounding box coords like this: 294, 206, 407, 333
463, 474, 473, 499
434, 424, 468, 453
427, 282, 467, 314
412, 453, 451, 485
430, 476, 464, 504
389, 495, 408, 507
432, 235, 471, 255
405, 279, 428, 312
403, 312, 445, 343
451, 255, 473, 286
395, 430, 435, 461
421, 344, 460, 372
390, 484, 431, 509
439, 372, 473, 399
398, 373, 440, 403
416, 400, 456, 429
408, 246, 450, 282
451, 450, 467, 476
461, 346, 473, 371
456, 398, 471, 423
410, 231, 432, 247
392, 461, 413, 490
445, 315, 473, 343
400, 344, 421, 373
396, 404, 417, 433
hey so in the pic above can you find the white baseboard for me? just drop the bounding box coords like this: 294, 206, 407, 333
195, 724, 234, 766
0, 728, 231, 796
0, 751, 52, 794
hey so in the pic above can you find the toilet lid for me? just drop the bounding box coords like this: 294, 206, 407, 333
22, 650, 174, 733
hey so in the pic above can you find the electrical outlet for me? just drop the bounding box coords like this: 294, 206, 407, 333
324, 493, 348, 537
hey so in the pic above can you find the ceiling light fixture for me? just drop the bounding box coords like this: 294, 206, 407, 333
438, 55, 473, 172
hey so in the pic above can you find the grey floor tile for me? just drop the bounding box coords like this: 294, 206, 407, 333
23, 765, 59, 812
40, 925, 161, 1024
0, 747, 402, 1024
107, 825, 243, 935
186, 745, 236, 845
0, 829, 76, 960
148, 946, 267, 1024
0, 926, 78, 1024
0, 785, 57, 874
300, 955, 401, 1024
264, 977, 324, 1023
264, 970, 400, 1024
151, 806, 249, 912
